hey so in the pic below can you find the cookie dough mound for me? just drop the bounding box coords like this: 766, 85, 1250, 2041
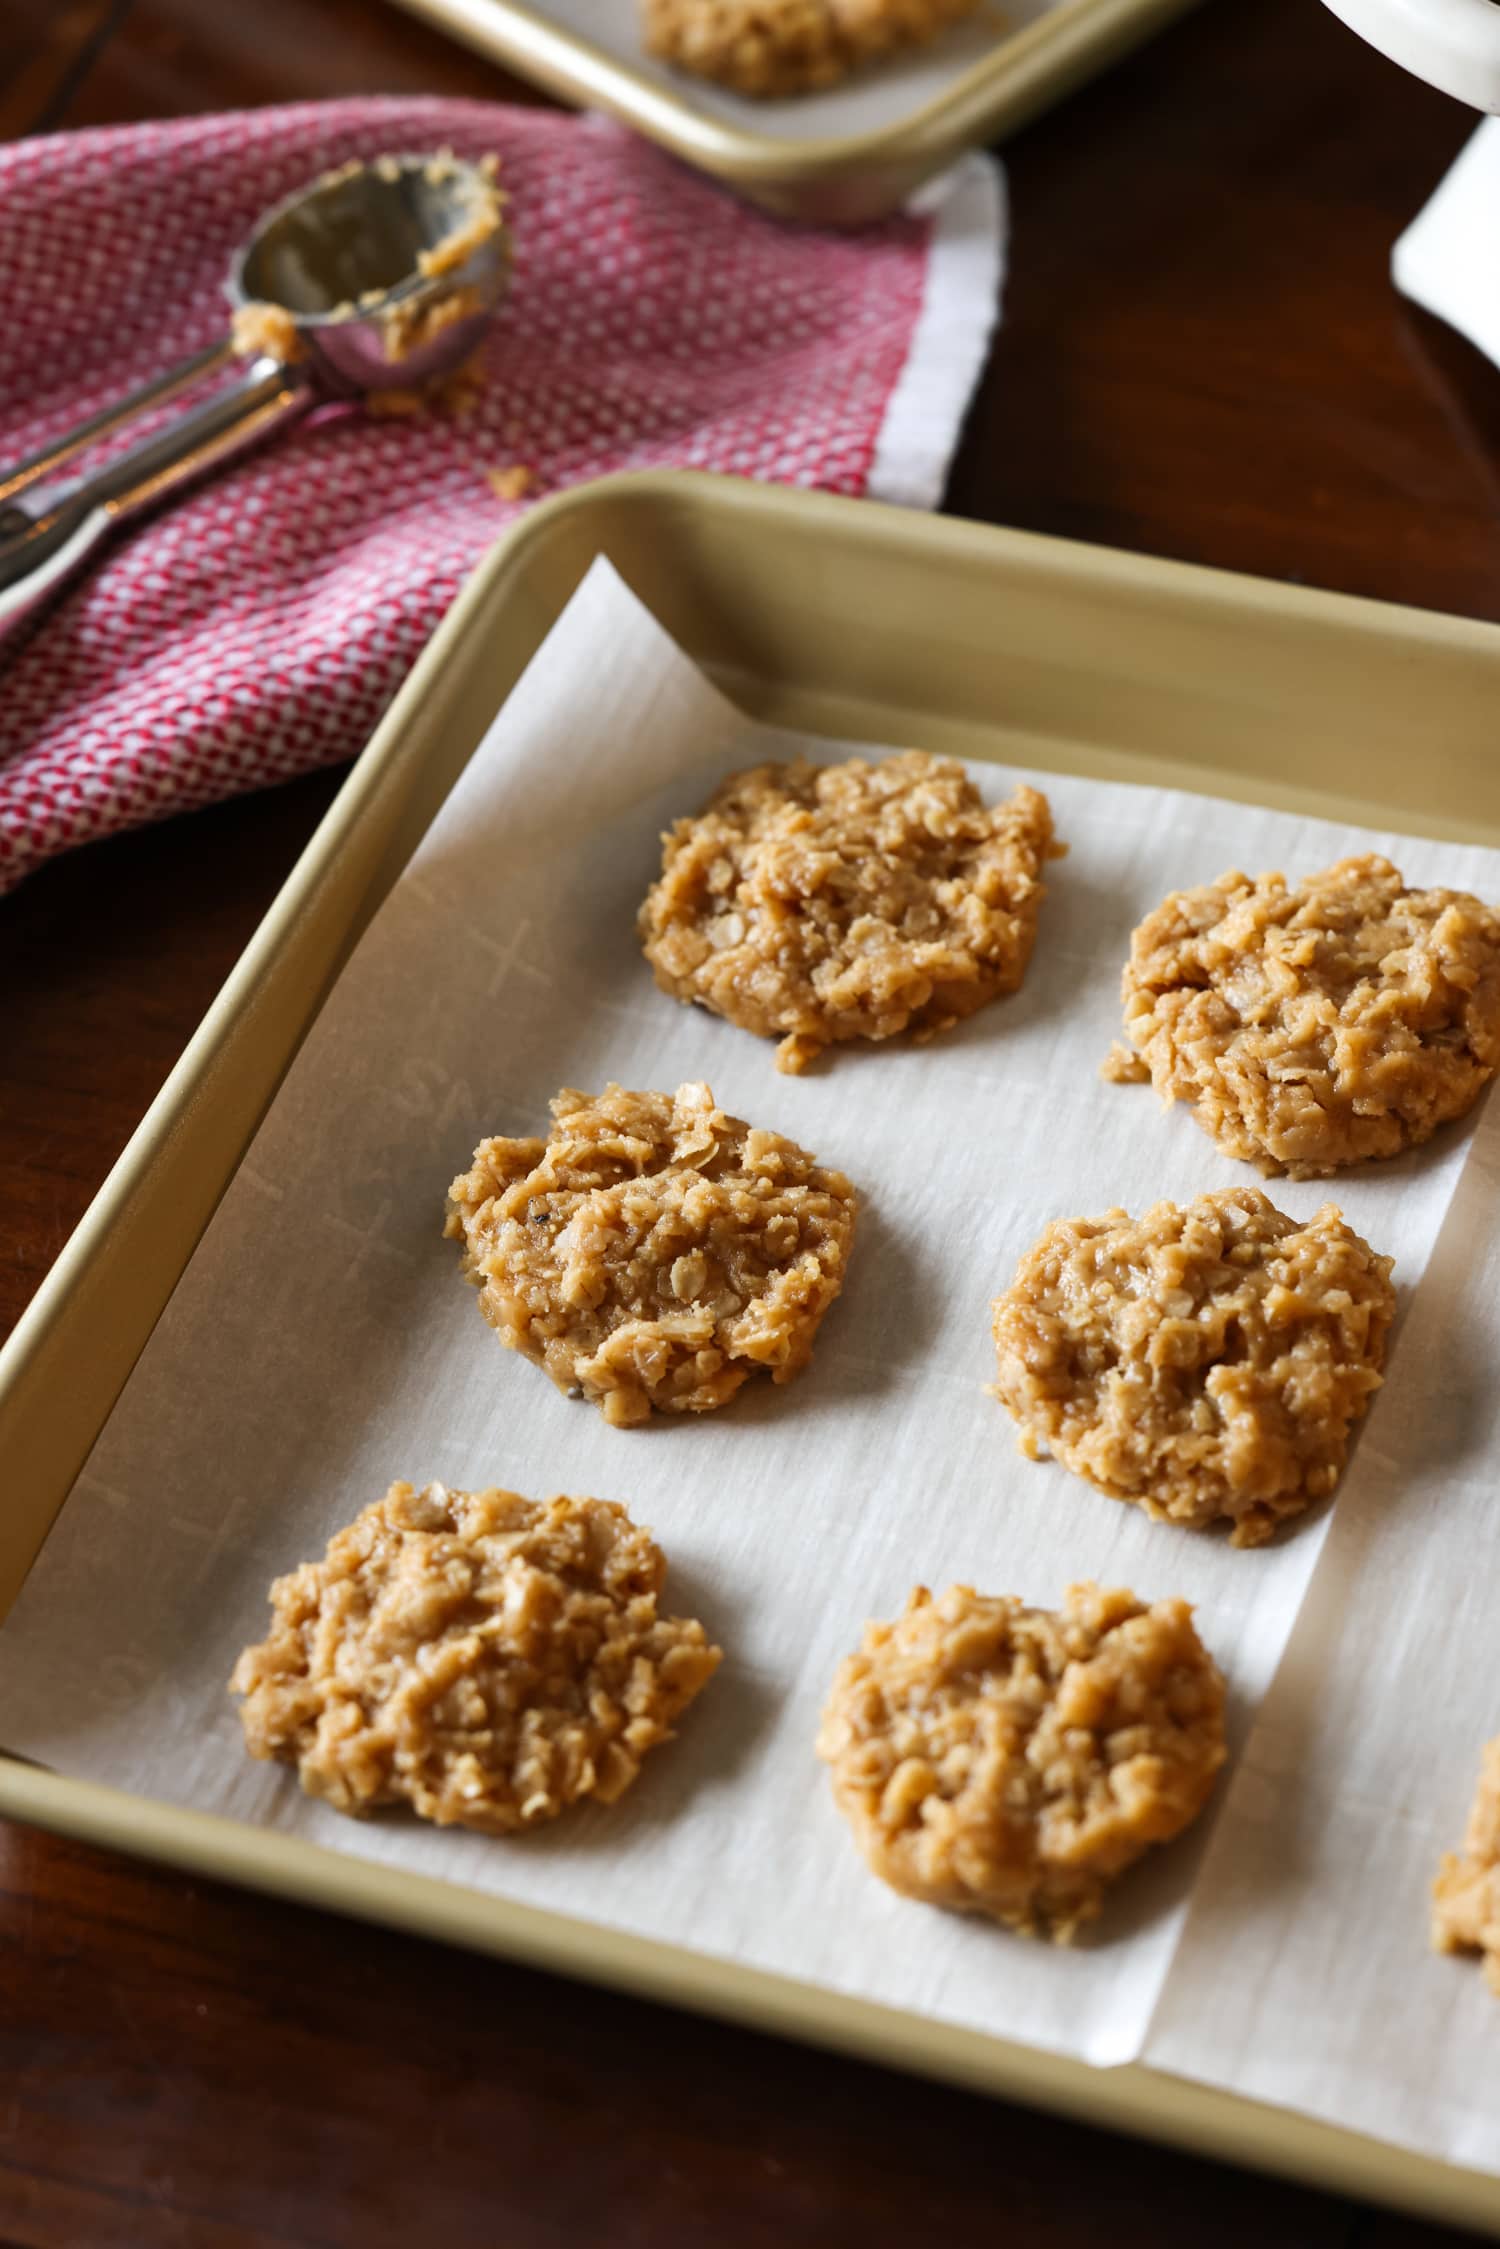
991, 1189, 1395, 1548
1119, 854, 1500, 1178
1433, 1736, 1500, 1997
817, 1582, 1226, 1938
640, 753, 1059, 1074
641, 0, 980, 97
446, 1081, 857, 1425
231, 1482, 721, 1831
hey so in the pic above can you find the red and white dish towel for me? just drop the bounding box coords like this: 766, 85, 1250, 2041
0, 100, 1004, 893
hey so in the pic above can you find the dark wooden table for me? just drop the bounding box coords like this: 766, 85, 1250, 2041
2, 0, 1495, 2241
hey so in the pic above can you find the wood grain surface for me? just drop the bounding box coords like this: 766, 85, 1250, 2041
0, 0, 1493, 2241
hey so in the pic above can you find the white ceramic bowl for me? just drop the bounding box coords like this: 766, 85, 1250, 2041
1322, 0, 1500, 109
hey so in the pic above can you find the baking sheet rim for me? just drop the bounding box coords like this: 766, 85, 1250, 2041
3, 1752, 1498, 2233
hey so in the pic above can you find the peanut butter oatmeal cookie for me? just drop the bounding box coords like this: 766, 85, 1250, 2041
640, 752, 1059, 1074
445, 1082, 857, 1426
1118, 854, 1500, 1178
1433, 1736, 1500, 1997
991, 1189, 1395, 1548
817, 1582, 1226, 1938
231, 1481, 721, 1831
641, 0, 981, 97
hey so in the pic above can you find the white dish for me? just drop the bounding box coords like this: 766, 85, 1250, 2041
1321, 0, 1500, 111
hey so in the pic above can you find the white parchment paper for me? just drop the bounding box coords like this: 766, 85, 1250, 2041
3, 562, 1498, 2161
1145, 1095, 1500, 2172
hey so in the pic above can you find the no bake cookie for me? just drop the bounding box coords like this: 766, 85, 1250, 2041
817, 1581, 1226, 1938
641, 0, 982, 97
1433, 1735, 1500, 1997
446, 1081, 857, 1424
640, 752, 1058, 1073
231, 1481, 721, 1831
1116, 854, 1500, 1178
991, 1189, 1395, 1548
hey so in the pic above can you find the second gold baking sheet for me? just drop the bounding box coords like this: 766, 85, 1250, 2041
388, 0, 1203, 220
2, 475, 1499, 2233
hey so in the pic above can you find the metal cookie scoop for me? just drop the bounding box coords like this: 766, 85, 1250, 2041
0, 151, 508, 644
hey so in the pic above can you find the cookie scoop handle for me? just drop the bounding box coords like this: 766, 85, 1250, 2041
0, 353, 316, 648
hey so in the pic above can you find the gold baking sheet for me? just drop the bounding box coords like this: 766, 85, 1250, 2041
386, 0, 1204, 221
2, 470, 1499, 2236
